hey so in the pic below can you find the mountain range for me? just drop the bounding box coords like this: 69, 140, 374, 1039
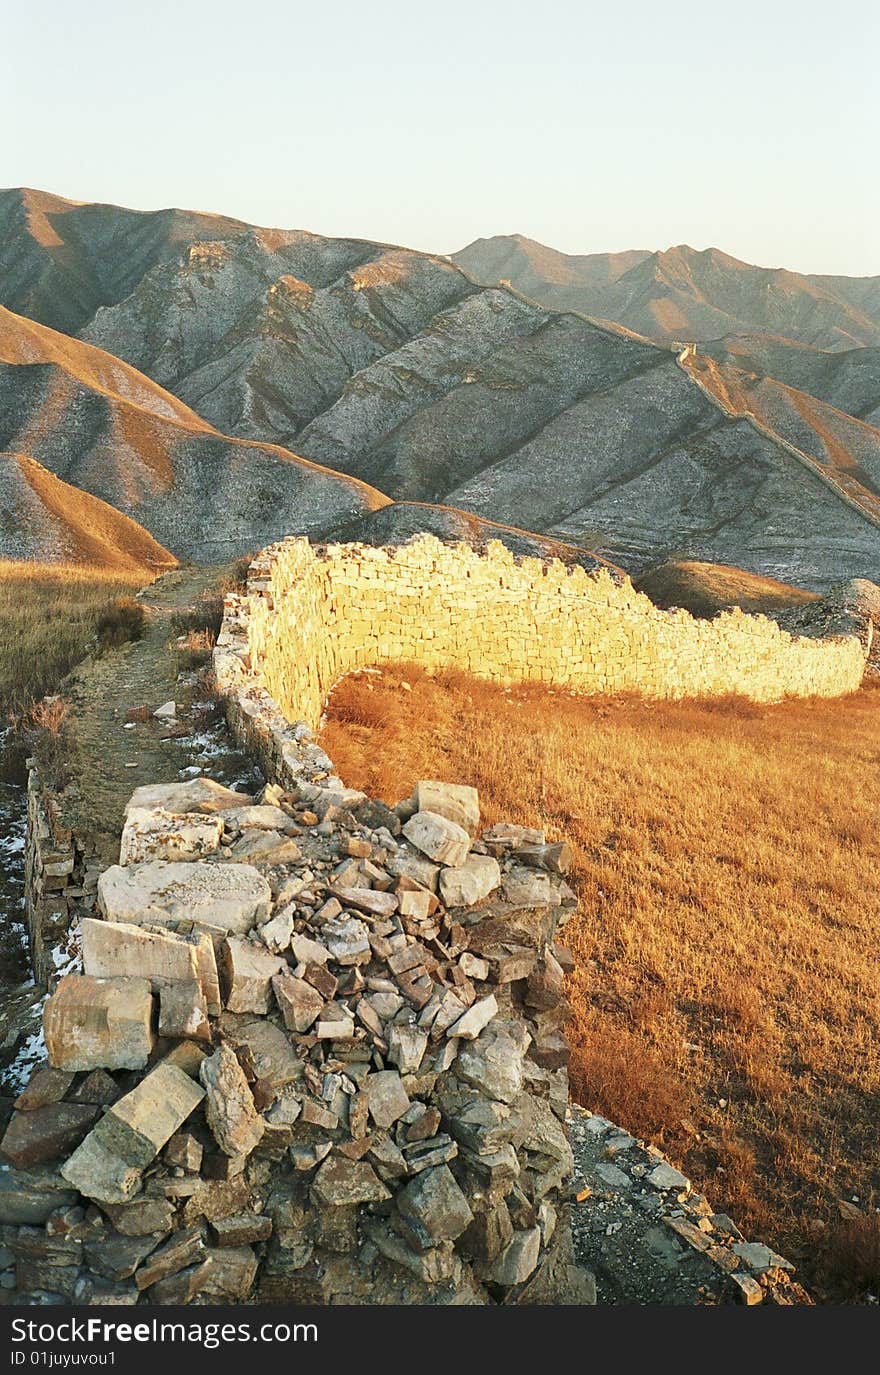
1, 188, 878, 591
453, 236, 880, 350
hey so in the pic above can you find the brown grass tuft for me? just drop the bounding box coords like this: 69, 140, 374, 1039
94, 596, 146, 651
0, 562, 149, 713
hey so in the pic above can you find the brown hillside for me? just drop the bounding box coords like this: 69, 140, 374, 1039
636, 560, 819, 618
0, 452, 176, 572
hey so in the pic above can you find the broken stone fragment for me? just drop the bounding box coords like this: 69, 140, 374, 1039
484, 1225, 542, 1285
222, 804, 299, 833
439, 854, 501, 908
1, 1103, 99, 1168
258, 906, 294, 954
14, 1068, 75, 1111
228, 830, 301, 864
525, 951, 566, 1011
397, 889, 435, 920
366, 1071, 411, 1129
164, 1132, 203, 1173
120, 808, 224, 865
200, 1044, 265, 1158
386, 851, 440, 893
647, 1162, 691, 1193
158, 982, 211, 1042
410, 782, 480, 837
311, 1157, 391, 1207
387, 1024, 428, 1074
201, 1245, 259, 1299
149, 1256, 215, 1304
455, 1025, 525, 1104
446, 994, 498, 1041
0, 1166, 78, 1225
103, 1197, 176, 1237
223, 1017, 301, 1097
84, 1231, 161, 1282
320, 914, 372, 965
514, 841, 573, 875
501, 867, 556, 908
402, 812, 471, 868
98, 861, 271, 934
44, 974, 155, 1072
290, 931, 331, 965
125, 778, 254, 815
461, 1199, 514, 1262
221, 937, 285, 1014
211, 1213, 272, 1247
396, 1164, 474, 1249
62, 1064, 205, 1204
272, 973, 325, 1033
161, 1041, 209, 1079
69, 1069, 120, 1105
482, 823, 545, 848
134, 1226, 205, 1291
363, 1220, 459, 1283
329, 886, 399, 918
458, 953, 490, 982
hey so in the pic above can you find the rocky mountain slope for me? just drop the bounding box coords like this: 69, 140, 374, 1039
454, 237, 880, 350
701, 335, 880, 427
1, 191, 879, 589
0, 306, 388, 562
0, 451, 176, 570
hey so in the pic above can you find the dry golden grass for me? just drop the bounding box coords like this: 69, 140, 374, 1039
0, 561, 150, 712
321, 665, 880, 1294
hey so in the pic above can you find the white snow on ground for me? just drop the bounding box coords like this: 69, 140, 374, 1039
2, 1010, 47, 1092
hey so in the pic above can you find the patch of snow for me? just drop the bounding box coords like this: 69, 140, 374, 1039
2, 1008, 48, 1093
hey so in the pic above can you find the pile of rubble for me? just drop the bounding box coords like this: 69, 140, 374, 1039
0, 774, 593, 1305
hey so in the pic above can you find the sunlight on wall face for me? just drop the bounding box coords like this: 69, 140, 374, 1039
242, 536, 866, 729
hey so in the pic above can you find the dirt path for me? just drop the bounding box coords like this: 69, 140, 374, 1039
56, 565, 259, 868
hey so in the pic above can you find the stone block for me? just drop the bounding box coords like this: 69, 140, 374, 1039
221, 937, 285, 1013
61, 1064, 205, 1204
120, 808, 224, 864
98, 861, 271, 934
44, 974, 155, 1072
82, 917, 200, 990
159, 982, 211, 1042
200, 1044, 265, 1158
411, 782, 480, 837
125, 779, 253, 815
396, 1164, 474, 1249
439, 855, 501, 908
272, 973, 324, 1033
1, 1103, 99, 1168
402, 812, 471, 868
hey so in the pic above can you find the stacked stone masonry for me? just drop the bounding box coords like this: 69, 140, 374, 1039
216, 537, 865, 735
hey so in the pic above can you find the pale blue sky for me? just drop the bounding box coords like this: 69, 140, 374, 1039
3, 0, 877, 275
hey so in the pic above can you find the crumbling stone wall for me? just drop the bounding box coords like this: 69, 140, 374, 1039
227, 536, 865, 729
24, 767, 100, 987
3, 773, 589, 1305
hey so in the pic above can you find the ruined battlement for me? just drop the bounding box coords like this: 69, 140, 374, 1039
219, 536, 866, 732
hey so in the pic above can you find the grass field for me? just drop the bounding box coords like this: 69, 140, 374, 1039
320, 665, 880, 1296
0, 561, 151, 713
